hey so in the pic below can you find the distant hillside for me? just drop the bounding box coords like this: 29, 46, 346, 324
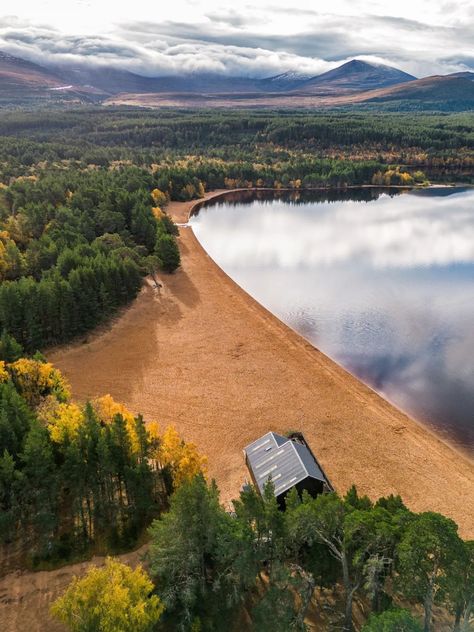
1, 49, 473, 110
0, 51, 61, 92
106, 75, 474, 110
0, 51, 104, 104
259, 70, 314, 91
54, 65, 265, 94
54, 65, 160, 94
359, 75, 474, 106
448, 71, 474, 81
294, 60, 416, 95
1, 52, 416, 100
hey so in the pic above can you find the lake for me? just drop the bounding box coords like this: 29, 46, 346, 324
190, 188, 474, 454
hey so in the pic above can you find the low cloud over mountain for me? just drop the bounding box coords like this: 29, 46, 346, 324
0, 1, 473, 80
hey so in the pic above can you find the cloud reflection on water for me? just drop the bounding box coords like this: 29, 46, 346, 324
191, 188, 474, 451
193, 189, 474, 269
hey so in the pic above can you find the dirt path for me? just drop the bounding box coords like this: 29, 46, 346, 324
46, 189, 474, 536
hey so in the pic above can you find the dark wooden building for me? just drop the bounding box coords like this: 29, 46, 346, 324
244, 431, 332, 507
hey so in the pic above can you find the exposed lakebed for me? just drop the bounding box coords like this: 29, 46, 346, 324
191, 188, 474, 453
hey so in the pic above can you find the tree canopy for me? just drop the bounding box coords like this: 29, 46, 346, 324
145, 476, 471, 632
0, 344, 203, 564
51, 557, 164, 632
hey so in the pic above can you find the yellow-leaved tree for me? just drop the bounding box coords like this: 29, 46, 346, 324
0, 232, 25, 281
399, 171, 414, 185
7, 358, 71, 407
151, 206, 164, 219
0, 360, 8, 383
92, 394, 155, 455
151, 188, 168, 207
37, 398, 84, 444
158, 426, 207, 488
51, 557, 164, 632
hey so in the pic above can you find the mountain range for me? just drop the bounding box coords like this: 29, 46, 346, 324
0, 50, 473, 109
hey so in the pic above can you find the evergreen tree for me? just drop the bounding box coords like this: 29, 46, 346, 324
20, 421, 59, 554
155, 233, 180, 273
446, 540, 474, 632
0, 381, 33, 459
0, 449, 20, 542
396, 512, 465, 632
362, 609, 423, 632
148, 474, 235, 629
0, 330, 23, 362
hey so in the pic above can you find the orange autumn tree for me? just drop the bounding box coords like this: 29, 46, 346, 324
42, 394, 162, 458
89, 397, 206, 489
151, 206, 164, 220
93, 393, 136, 424
151, 188, 168, 207
37, 390, 203, 488
0, 360, 8, 382
92, 394, 161, 456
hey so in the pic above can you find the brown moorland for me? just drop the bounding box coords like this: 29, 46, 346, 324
104, 75, 474, 108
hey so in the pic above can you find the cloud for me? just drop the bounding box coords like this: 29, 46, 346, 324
0, 6, 473, 78
0, 20, 340, 77
203, 9, 251, 29
122, 19, 357, 61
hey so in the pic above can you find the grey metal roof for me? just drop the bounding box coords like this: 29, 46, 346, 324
293, 442, 326, 482
244, 431, 326, 498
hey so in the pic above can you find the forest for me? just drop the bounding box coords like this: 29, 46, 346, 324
50, 474, 474, 632
0, 331, 204, 567
1, 328, 471, 631
0, 108, 472, 350
0, 107, 473, 631
0, 109, 473, 185
0, 169, 180, 349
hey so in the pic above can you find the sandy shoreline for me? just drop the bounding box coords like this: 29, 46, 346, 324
47, 189, 473, 537
2, 188, 473, 632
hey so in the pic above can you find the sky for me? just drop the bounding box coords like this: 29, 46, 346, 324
0, 0, 473, 78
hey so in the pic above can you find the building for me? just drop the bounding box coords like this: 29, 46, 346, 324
243, 431, 332, 507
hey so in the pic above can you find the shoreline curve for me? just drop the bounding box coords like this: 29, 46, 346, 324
49, 188, 474, 539
187, 188, 473, 463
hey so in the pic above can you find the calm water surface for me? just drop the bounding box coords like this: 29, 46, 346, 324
190, 188, 474, 453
